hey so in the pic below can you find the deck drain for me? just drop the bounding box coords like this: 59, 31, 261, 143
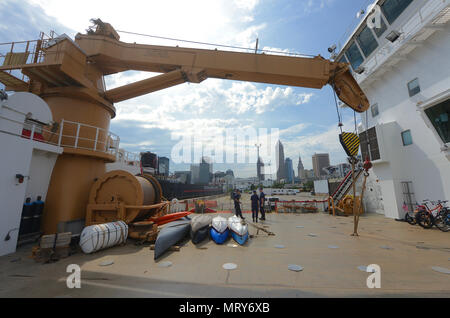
357, 266, 375, 273
416, 246, 430, 250
275, 245, 285, 249
296, 226, 304, 229
328, 245, 339, 249
380, 246, 393, 250
288, 265, 303, 272
431, 266, 450, 274
223, 263, 237, 270
308, 234, 318, 237
158, 261, 173, 268
99, 260, 114, 267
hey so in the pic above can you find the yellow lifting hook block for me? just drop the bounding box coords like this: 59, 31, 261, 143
340, 132, 360, 157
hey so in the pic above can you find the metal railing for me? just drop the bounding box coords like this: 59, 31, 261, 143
116, 150, 140, 166
0, 32, 61, 85
0, 105, 120, 157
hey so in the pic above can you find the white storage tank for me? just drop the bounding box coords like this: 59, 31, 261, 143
79, 221, 128, 254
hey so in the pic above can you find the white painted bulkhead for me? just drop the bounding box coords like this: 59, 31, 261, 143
355, 3, 450, 219
0, 93, 62, 256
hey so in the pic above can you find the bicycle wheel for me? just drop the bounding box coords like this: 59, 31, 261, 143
405, 212, 416, 225
435, 210, 450, 232
418, 213, 434, 229
415, 210, 425, 225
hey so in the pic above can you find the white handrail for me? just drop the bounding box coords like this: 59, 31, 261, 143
0, 113, 121, 157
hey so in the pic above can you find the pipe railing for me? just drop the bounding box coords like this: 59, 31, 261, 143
0, 107, 120, 158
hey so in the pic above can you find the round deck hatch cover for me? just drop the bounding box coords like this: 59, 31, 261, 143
431, 266, 450, 274
158, 261, 173, 268
288, 265, 303, 272
223, 263, 237, 270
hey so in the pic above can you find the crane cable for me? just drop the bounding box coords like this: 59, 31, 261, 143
332, 86, 343, 134
115, 30, 316, 58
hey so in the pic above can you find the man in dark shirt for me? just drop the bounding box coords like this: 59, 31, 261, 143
234, 190, 244, 219
259, 187, 266, 221
251, 190, 260, 223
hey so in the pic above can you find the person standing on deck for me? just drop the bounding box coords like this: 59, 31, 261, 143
251, 190, 260, 223
259, 187, 266, 221
234, 190, 244, 219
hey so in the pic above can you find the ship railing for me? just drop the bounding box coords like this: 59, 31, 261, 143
116, 149, 141, 166
0, 32, 59, 85
355, 0, 449, 82
0, 106, 120, 157
57, 119, 120, 156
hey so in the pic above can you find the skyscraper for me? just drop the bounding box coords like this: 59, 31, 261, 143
275, 140, 286, 182
257, 157, 265, 181
297, 155, 306, 181
285, 158, 294, 184
312, 153, 330, 178
158, 156, 170, 176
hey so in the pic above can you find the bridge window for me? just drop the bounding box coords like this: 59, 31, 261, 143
425, 98, 450, 144
357, 26, 379, 57
345, 41, 364, 71
338, 55, 349, 64
407, 78, 420, 97
401, 130, 413, 146
381, 0, 413, 24
371, 104, 379, 117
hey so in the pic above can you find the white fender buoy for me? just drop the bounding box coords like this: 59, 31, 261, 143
79, 221, 128, 254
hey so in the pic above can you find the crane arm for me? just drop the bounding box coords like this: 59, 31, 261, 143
74, 25, 369, 112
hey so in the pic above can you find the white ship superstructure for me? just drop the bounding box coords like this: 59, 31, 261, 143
335, 0, 450, 218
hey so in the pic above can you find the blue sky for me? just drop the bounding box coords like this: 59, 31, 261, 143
0, 0, 373, 178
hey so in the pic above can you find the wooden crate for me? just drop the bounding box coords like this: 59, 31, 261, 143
40, 232, 72, 249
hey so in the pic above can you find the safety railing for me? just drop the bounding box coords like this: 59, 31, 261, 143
0, 104, 120, 157
116, 149, 140, 167
0, 32, 61, 85
56, 119, 120, 156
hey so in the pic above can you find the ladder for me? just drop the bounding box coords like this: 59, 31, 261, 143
331, 166, 364, 203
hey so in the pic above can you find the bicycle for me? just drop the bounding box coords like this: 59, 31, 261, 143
433, 201, 450, 232
416, 199, 450, 232
403, 202, 418, 225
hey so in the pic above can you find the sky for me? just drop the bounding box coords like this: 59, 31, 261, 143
0, 0, 375, 178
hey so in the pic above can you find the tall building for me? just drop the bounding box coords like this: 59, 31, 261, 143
158, 156, 170, 176
257, 157, 265, 181
198, 163, 210, 184
190, 164, 200, 184
275, 140, 286, 182
256, 144, 265, 181
312, 153, 330, 178
297, 155, 306, 181
285, 158, 294, 184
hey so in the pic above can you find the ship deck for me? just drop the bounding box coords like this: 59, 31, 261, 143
0, 196, 449, 298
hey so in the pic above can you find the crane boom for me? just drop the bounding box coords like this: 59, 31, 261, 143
0, 19, 369, 112
74, 27, 369, 111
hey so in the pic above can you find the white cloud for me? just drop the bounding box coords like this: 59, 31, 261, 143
304, 0, 336, 14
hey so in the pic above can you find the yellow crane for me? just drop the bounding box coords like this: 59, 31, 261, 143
0, 19, 370, 234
